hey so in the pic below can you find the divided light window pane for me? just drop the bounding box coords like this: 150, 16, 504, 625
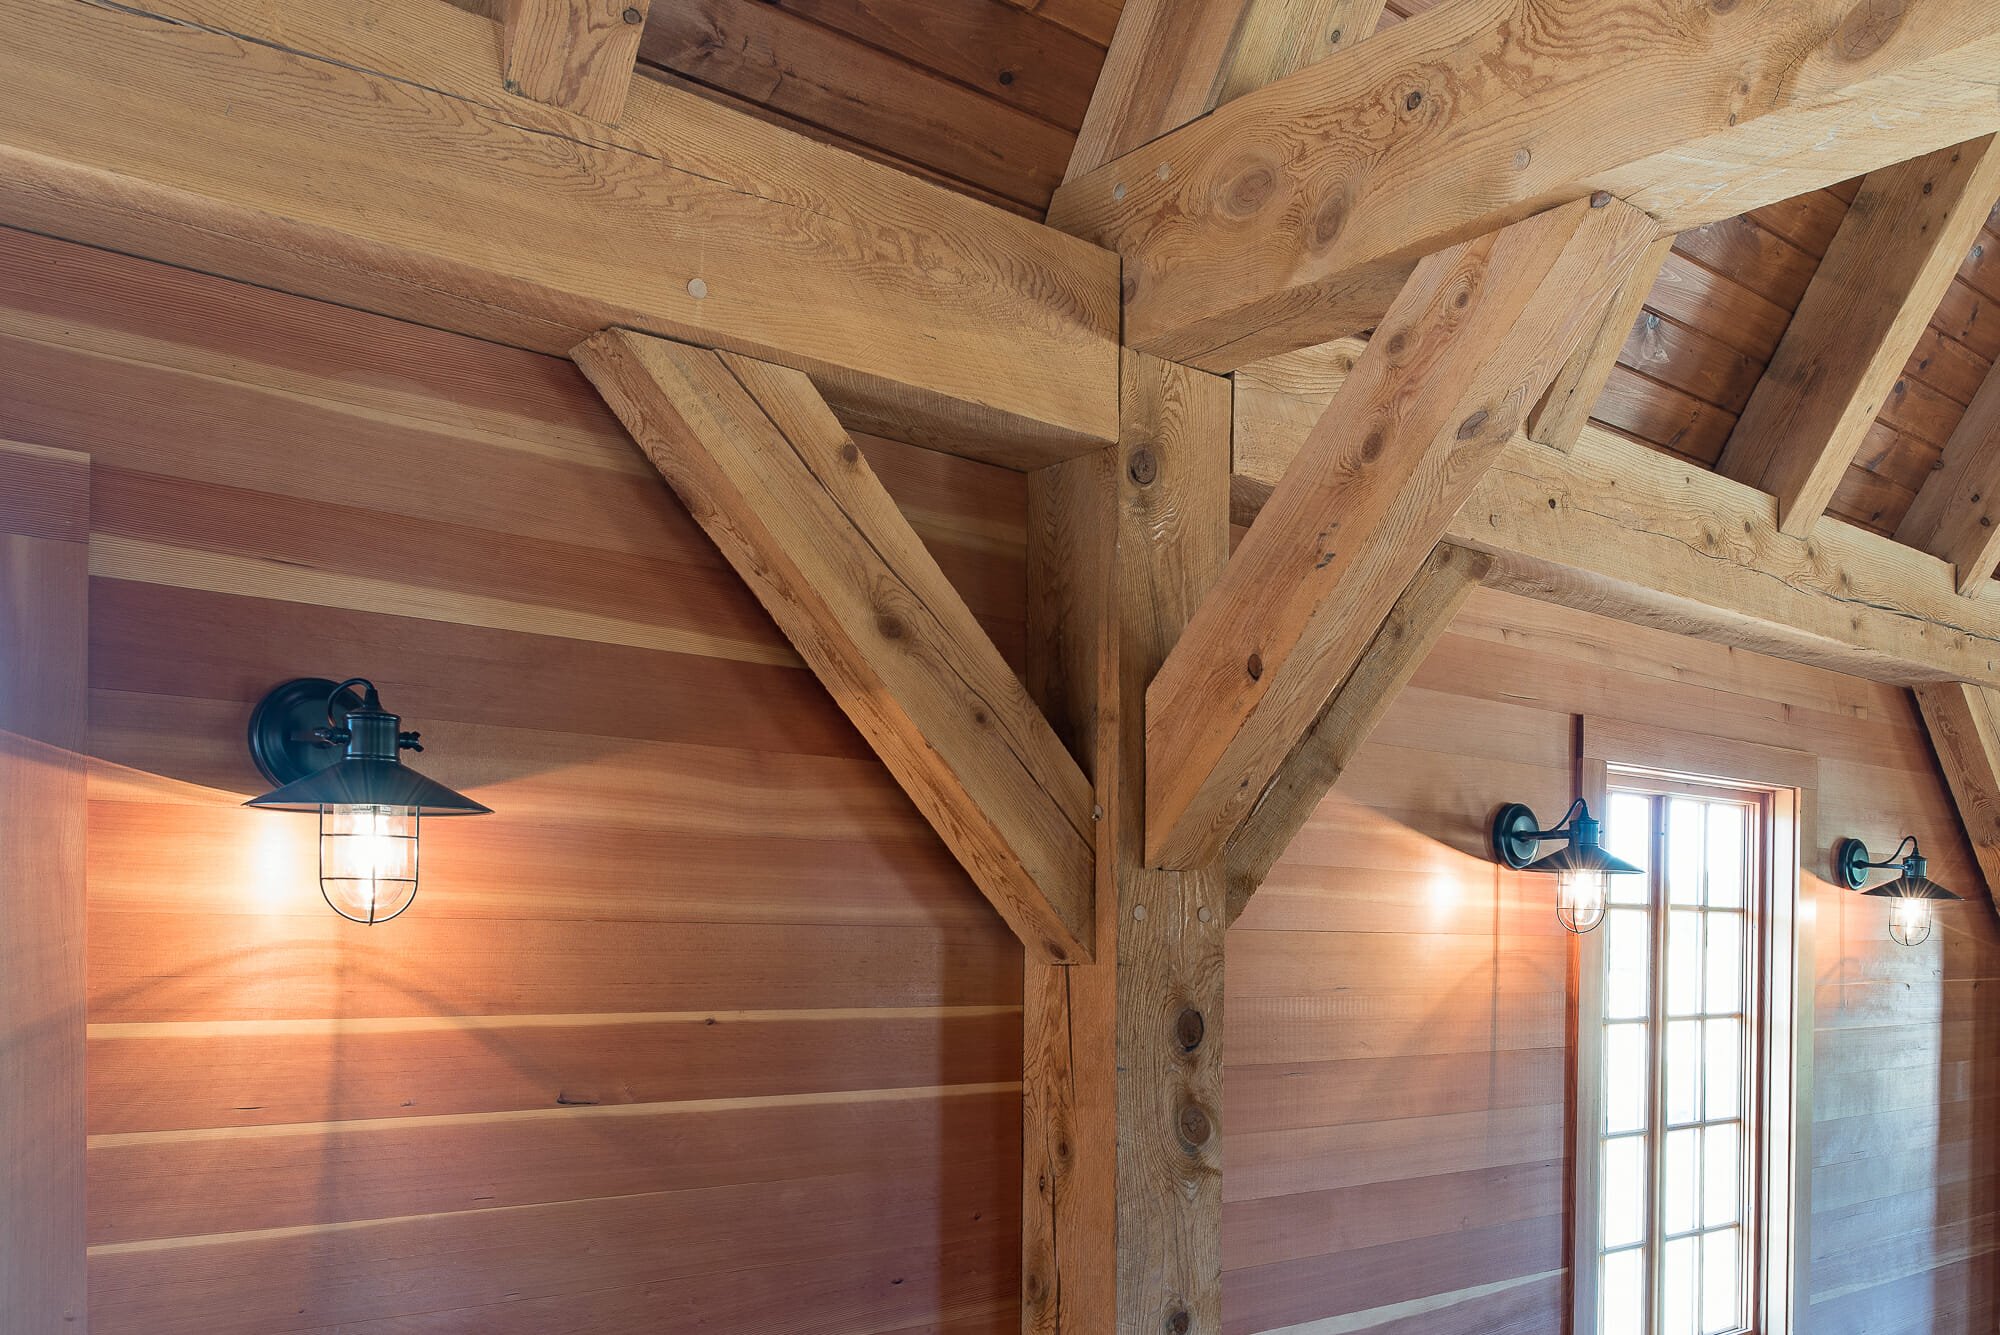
1598, 787, 1759, 1335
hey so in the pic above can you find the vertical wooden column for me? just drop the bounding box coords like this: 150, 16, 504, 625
0, 440, 90, 1331
1024, 351, 1231, 1333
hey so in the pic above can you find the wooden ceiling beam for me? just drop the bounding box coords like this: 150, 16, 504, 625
0, 0, 1118, 466
1896, 356, 2000, 593
501, 0, 652, 123
1221, 541, 1490, 924
1233, 417, 2000, 687
574, 330, 1098, 965
1912, 681, 2000, 909
1718, 137, 2000, 537
1144, 195, 1655, 869
1049, 0, 2000, 371
1065, 0, 1386, 183
1527, 236, 1675, 454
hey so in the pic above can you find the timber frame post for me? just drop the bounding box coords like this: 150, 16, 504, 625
1025, 350, 1233, 1334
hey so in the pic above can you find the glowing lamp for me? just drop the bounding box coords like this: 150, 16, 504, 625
1491, 799, 1643, 934
1836, 836, 1960, 948
245, 678, 490, 924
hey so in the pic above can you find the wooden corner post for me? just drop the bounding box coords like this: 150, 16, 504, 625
1024, 350, 1232, 1332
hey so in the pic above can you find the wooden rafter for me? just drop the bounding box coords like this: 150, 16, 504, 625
1048, 0, 2000, 370
1144, 196, 1656, 869
573, 331, 1097, 964
1527, 236, 1674, 454
1065, 0, 1386, 182
1717, 136, 2000, 537
501, 0, 652, 122
1222, 540, 1490, 924
1238, 419, 2000, 688
0, 0, 1118, 464
1913, 681, 2000, 908
1897, 357, 2000, 593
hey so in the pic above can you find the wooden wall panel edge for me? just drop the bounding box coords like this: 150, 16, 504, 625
0, 438, 90, 1332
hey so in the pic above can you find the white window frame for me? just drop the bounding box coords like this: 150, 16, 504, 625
1571, 719, 1814, 1335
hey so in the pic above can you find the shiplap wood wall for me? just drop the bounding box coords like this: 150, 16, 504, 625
0, 223, 1026, 1334
6, 221, 1995, 1333
1225, 590, 2000, 1335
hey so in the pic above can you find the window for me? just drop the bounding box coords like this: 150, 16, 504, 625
1576, 766, 1806, 1335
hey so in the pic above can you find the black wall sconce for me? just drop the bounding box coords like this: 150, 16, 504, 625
1492, 798, 1643, 934
1836, 836, 1960, 947
245, 678, 490, 924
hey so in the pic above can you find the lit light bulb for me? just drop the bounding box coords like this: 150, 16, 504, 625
319, 805, 419, 924
1887, 896, 1934, 949
1555, 867, 1609, 935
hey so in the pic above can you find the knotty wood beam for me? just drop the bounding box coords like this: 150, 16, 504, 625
1912, 681, 2000, 910
0, 440, 89, 1332
1897, 356, 2000, 593
574, 330, 1097, 964
502, 0, 651, 122
1144, 196, 1655, 869
1527, 236, 1674, 454
1066, 0, 1386, 182
1023, 351, 1231, 1333
1237, 420, 2000, 687
0, 0, 1118, 465
1049, 0, 2000, 371
1221, 541, 1490, 924
1718, 136, 2000, 537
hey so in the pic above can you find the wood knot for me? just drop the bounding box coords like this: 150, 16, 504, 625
621, 5, 642, 22
1166, 1311, 1191, 1335
839, 441, 860, 464
1307, 191, 1349, 252
1245, 653, 1263, 681
1128, 446, 1158, 486
1220, 161, 1277, 217
876, 613, 906, 640
1177, 1102, 1213, 1148
1404, 89, 1423, 111
1457, 409, 1491, 441
1175, 1007, 1206, 1052
1589, 189, 1612, 208
1830, 0, 1903, 60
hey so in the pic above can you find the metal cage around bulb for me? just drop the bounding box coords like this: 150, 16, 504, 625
245, 677, 490, 924
1492, 798, 1644, 934
1837, 836, 1961, 948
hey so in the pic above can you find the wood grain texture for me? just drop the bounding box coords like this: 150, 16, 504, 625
1913, 681, 2000, 908
1145, 197, 1655, 868
1237, 403, 2000, 689
640, 0, 1076, 209
1049, 0, 2000, 370
1222, 585, 2000, 1335
0, 0, 1119, 463
1717, 137, 2000, 536
1017, 350, 1235, 1335
1023, 445, 1118, 1335
1222, 541, 1490, 923
0, 440, 89, 1333
1, 227, 1030, 1333
1108, 351, 1232, 1333
1897, 356, 2000, 592
502, 0, 650, 121
574, 331, 1095, 963
1065, 0, 1385, 181
1528, 235, 1674, 453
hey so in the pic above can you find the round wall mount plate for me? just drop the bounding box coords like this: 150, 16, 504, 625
247, 677, 363, 786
